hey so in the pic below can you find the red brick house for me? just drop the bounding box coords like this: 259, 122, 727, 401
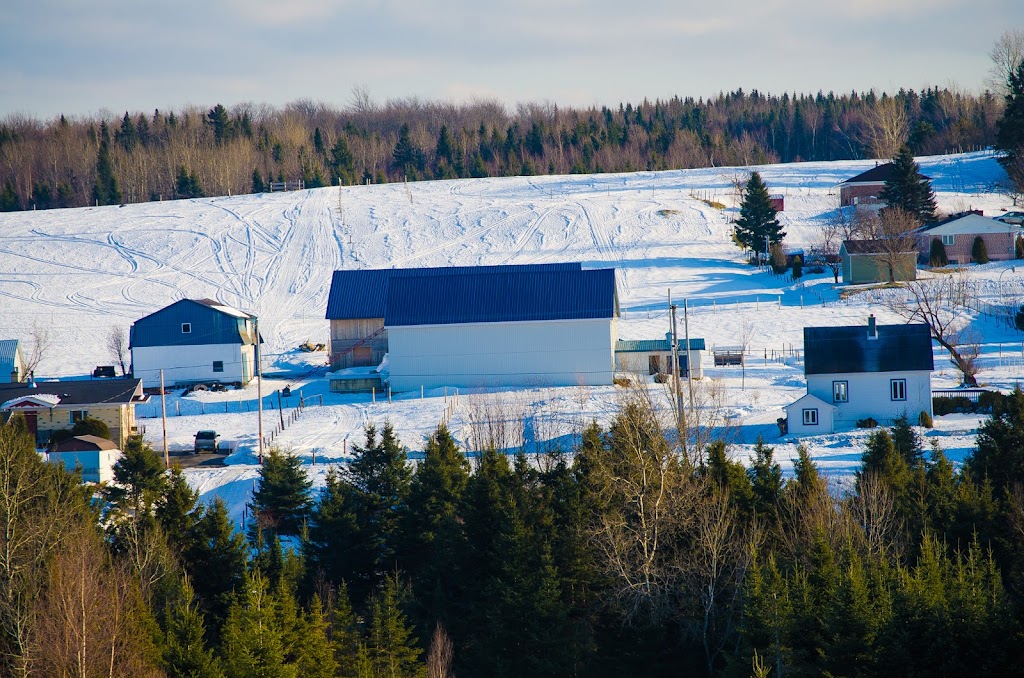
917, 212, 1022, 264
838, 163, 932, 208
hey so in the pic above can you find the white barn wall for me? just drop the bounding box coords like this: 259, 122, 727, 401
806, 370, 932, 427
387, 318, 617, 391
133, 344, 255, 387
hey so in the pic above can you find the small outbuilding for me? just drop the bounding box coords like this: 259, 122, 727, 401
48, 435, 122, 484
614, 337, 705, 379
130, 299, 260, 387
0, 340, 27, 384
840, 239, 917, 284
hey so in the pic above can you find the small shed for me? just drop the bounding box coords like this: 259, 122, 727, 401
48, 435, 122, 484
615, 336, 705, 379
769, 194, 785, 212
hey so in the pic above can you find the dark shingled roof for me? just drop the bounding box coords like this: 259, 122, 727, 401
384, 268, 617, 326
842, 239, 916, 255
0, 379, 145, 407
841, 162, 931, 185
324, 263, 583, 320
804, 323, 933, 375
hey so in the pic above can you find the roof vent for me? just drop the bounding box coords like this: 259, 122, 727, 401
867, 315, 878, 340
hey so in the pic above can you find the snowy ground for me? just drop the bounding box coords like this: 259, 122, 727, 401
1, 150, 1021, 523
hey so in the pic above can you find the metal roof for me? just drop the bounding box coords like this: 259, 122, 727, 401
615, 338, 706, 352
324, 263, 583, 320
384, 268, 617, 326
0, 340, 20, 374
0, 378, 145, 408
804, 322, 933, 375
130, 299, 258, 348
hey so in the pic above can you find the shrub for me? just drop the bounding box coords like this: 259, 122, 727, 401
613, 376, 633, 387
932, 396, 974, 415
918, 410, 933, 428
770, 244, 788, 274
1016, 234, 1024, 259
71, 416, 111, 440
978, 389, 1007, 413
1016, 305, 1024, 332
791, 255, 803, 280
972, 235, 989, 264
929, 238, 948, 267
856, 417, 878, 428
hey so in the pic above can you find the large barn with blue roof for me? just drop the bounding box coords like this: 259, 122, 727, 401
325, 263, 619, 390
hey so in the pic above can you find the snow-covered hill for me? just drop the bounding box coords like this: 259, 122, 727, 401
1, 150, 1019, 522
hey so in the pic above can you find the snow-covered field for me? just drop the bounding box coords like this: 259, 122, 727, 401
1, 150, 1021, 523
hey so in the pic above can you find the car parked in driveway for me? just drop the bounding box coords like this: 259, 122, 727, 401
194, 430, 220, 453
996, 211, 1024, 225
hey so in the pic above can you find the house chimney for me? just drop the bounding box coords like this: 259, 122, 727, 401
29, 371, 36, 388
867, 315, 877, 340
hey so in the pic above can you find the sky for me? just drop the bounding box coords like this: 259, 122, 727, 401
2, 0, 1023, 120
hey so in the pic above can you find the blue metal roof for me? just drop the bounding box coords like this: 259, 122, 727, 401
804, 322, 933, 375
384, 268, 617, 326
616, 338, 705, 352
130, 299, 257, 348
324, 263, 582, 320
0, 340, 19, 376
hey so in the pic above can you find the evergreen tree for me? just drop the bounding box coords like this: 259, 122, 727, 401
878, 146, 937, 223
965, 387, 1024, 494
366, 574, 424, 678
734, 171, 784, 260
220, 570, 292, 678
252, 169, 266, 193
157, 465, 201, 552
330, 582, 363, 675
250, 448, 312, 537
859, 429, 910, 496
748, 436, 783, 514
184, 499, 248, 632
972, 235, 990, 264
176, 166, 205, 199
92, 121, 121, 205
306, 470, 359, 594
705, 440, 755, 517
293, 596, 338, 678
106, 434, 167, 517
997, 62, 1024, 190
890, 414, 923, 467
929, 237, 948, 266
0, 181, 20, 211
117, 111, 137, 152
207, 104, 231, 145
164, 576, 224, 678
392, 123, 425, 178
330, 136, 355, 185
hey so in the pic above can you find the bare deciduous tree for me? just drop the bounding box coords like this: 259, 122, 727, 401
862, 94, 909, 159
848, 472, 904, 560
865, 207, 921, 283
427, 623, 455, 678
988, 29, 1024, 97
886, 272, 980, 385
107, 325, 129, 376
21, 323, 50, 377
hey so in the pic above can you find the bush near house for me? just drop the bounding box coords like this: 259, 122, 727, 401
972, 235, 989, 264
929, 238, 949, 266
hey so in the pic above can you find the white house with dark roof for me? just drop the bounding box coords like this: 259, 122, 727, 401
0, 340, 27, 384
785, 316, 934, 435
130, 299, 260, 387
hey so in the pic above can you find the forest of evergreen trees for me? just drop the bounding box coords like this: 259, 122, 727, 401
0, 87, 1002, 211
3, 386, 1024, 676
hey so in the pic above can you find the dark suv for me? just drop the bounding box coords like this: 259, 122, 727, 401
194, 430, 220, 453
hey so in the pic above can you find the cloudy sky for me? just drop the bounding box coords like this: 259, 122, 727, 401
2, 0, 1022, 119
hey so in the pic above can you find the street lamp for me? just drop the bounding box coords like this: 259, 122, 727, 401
998, 265, 1017, 308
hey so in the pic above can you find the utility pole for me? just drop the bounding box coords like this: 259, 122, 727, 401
670, 297, 684, 443
255, 316, 264, 464
160, 369, 168, 467
764, 234, 770, 268
683, 298, 695, 413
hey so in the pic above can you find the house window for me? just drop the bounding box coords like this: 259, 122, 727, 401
212, 361, 224, 373
69, 410, 88, 424
891, 379, 907, 401
833, 381, 849, 403
181, 323, 191, 334
941, 235, 954, 246
802, 408, 819, 426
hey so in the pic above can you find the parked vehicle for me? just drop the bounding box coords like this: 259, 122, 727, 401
996, 211, 1024, 225
194, 430, 220, 453
92, 365, 116, 378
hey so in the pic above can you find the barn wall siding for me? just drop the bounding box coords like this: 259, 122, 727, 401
387, 318, 616, 391
132, 344, 255, 386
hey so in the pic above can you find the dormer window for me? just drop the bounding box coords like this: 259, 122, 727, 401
182, 323, 191, 334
